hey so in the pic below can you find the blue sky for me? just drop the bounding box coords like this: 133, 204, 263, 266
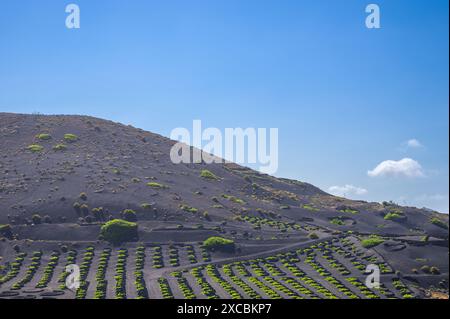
0, 0, 448, 213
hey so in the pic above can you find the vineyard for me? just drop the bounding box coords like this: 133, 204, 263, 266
0, 236, 418, 299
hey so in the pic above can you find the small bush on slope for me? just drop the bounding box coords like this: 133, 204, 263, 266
147, 182, 168, 189
53, 144, 67, 151
27, 144, 44, 152
200, 170, 219, 180
64, 133, 78, 142
430, 217, 448, 229
36, 133, 51, 140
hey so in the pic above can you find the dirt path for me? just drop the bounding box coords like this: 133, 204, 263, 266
125, 247, 137, 299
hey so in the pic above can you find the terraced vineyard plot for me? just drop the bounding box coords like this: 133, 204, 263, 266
134, 246, 148, 299
93, 248, 111, 299
151, 246, 164, 269
114, 249, 128, 299
0, 237, 438, 299
0, 252, 26, 286
36, 251, 60, 288
11, 251, 42, 290
75, 246, 95, 299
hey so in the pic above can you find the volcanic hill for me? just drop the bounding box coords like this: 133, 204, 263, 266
0, 112, 448, 299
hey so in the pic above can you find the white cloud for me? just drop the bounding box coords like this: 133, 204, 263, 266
328, 184, 368, 197
367, 158, 425, 178
406, 138, 423, 148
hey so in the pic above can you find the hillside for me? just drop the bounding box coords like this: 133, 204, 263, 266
0, 112, 448, 299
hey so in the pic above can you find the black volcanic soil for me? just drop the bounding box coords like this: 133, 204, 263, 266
0, 112, 448, 299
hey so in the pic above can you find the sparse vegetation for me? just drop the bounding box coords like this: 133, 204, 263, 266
338, 206, 359, 214
430, 217, 448, 229
27, 144, 44, 152
64, 133, 78, 142
361, 235, 384, 248
200, 169, 219, 180
302, 204, 319, 212
180, 204, 198, 213
384, 212, 402, 220
53, 143, 67, 151
222, 194, 245, 204
330, 218, 345, 226
147, 182, 168, 189
36, 133, 51, 140
79, 192, 88, 201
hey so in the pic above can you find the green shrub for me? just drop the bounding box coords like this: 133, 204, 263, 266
203, 236, 235, 252
361, 235, 384, 248
384, 212, 404, 221
53, 144, 67, 151
430, 217, 448, 229
302, 204, 319, 212
100, 219, 138, 245
180, 204, 198, 213
339, 207, 359, 214
200, 170, 219, 180
64, 133, 78, 142
330, 218, 344, 226
222, 194, 245, 204
27, 144, 43, 152
36, 133, 51, 140
147, 182, 168, 189
79, 192, 87, 200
